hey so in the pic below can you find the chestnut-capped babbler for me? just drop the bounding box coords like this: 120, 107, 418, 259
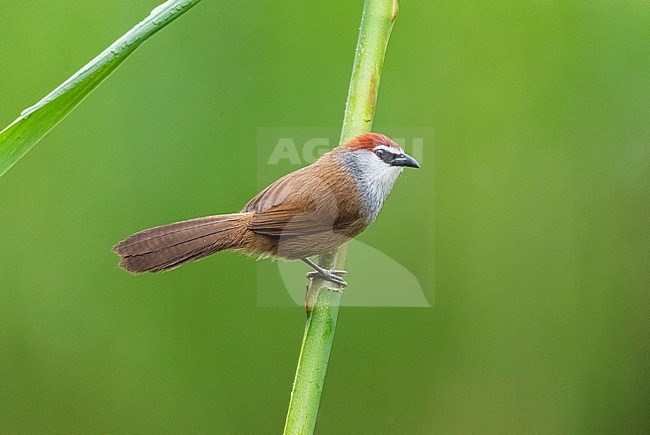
113, 133, 420, 287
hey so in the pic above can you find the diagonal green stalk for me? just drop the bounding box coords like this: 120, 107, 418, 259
283, 1, 399, 433
0, 0, 202, 178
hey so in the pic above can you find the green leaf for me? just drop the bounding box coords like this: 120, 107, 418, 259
0, 0, 202, 178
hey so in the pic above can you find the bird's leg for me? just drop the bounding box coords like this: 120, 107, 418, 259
303, 257, 346, 316
302, 258, 347, 289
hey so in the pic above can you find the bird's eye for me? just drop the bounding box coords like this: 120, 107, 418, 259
374, 149, 386, 159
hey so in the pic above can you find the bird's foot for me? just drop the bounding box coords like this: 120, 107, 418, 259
305, 270, 346, 316
301, 257, 348, 290
302, 259, 347, 316
306, 269, 347, 290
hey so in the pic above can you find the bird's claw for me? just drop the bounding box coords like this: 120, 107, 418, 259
307, 269, 347, 289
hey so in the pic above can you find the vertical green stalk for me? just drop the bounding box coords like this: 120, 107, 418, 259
283, 1, 398, 433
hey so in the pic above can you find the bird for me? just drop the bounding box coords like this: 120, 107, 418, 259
113, 133, 420, 288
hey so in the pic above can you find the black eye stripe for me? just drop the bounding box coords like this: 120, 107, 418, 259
374, 148, 395, 162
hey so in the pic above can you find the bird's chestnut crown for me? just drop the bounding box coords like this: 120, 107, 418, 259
344, 133, 420, 169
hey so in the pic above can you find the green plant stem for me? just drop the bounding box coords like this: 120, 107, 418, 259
283, 1, 398, 433
0, 0, 202, 178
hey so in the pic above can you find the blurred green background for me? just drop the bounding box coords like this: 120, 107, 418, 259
1, 1, 648, 433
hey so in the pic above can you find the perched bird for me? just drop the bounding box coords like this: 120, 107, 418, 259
113, 133, 420, 287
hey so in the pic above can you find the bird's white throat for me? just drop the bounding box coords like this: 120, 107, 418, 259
339, 150, 403, 223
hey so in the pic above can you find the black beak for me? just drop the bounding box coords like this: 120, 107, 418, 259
390, 152, 420, 169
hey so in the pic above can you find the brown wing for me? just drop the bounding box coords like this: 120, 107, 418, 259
241, 167, 344, 237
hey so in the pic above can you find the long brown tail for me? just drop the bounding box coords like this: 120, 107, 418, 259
113, 213, 248, 273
